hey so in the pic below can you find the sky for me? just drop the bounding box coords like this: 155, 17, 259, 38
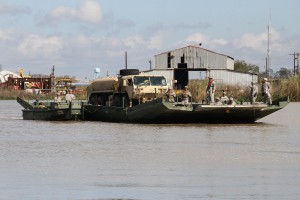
0, 0, 300, 80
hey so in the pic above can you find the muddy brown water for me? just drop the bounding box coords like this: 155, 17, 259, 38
0, 101, 299, 200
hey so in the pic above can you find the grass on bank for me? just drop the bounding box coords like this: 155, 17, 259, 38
1, 76, 299, 101
188, 76, 300, 102
0, 88, 87, 100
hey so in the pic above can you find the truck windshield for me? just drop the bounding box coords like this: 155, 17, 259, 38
133, 76, 167, 86
150, 76, 167, 86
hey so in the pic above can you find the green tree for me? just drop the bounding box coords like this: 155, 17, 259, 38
275, 67, 292, 78
234, 60, 259, 74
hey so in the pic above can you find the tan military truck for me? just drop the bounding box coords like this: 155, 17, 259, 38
87, 69, 169, 107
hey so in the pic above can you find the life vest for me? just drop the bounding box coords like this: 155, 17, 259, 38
207, 80, 215, 91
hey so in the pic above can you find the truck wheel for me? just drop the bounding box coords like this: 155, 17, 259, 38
123, 95, 130, 107
101, 96, 107, 106
113, 95, 121, 107
119, 69, 139, 76
90, 96, 96, 105
97, 96, 104, 105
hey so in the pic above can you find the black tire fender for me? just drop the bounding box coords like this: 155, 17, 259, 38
119, 69, 139, 76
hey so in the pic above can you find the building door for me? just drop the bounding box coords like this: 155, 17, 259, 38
174, 63, 188, 89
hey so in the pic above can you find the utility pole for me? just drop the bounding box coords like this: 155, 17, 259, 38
297, 53, 299, 75
51, 65, 55, 76
125, 51, 128, 70
290, 52, 300, 75
149, 60, 152, 70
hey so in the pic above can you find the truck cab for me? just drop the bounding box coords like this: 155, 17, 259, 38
121, 75, 168, 105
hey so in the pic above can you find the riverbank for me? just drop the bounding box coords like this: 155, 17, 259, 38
0, 88, 87, 100
1, 76, 299, 101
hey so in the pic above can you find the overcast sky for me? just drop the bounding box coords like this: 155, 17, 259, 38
0, 0, 300, 80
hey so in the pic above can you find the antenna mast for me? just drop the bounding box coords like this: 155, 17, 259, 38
266, 12, 271, 78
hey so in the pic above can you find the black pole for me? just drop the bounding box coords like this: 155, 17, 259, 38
297, 53, 299, 75
125, 51, 127, 70
294, 52, 296, 76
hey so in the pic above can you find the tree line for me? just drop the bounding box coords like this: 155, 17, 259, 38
234, 60, 300, 101
234, 60, 296, 79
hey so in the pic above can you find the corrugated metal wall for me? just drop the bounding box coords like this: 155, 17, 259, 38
155, 54, 168, 69
209, 70, 258, 86
154, 46, 234, 70
226, 57, 234, 70
143, 69, 258, 86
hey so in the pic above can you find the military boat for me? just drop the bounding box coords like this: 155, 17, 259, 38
83, 97, 289, 123
17, 96, 86, 120
82, 69, 289, 123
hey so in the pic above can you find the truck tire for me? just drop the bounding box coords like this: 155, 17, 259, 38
119, 69, 139, 76
97, 96, 105, 105
113, 94, 130, 107
123, 95, 130, 107
113, 95, 121, 107
90, 95, 97, 105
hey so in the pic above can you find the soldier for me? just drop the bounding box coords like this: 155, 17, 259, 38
65, 90, 76, 103
261, 78, 272, 105
249, 82, 258, 104
181, 86, 191, 105
38, 102, 47, 109
54, 93, 62, 103
220, 90, 229, 104
215, 97, 222, 105
165, 87, 176, 102
206, 77, 216, 104
228, 97, 236, 106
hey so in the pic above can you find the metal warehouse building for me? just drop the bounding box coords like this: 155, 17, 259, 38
144, 45, 257, 88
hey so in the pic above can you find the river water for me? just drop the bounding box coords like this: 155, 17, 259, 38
0, 100, 299, 200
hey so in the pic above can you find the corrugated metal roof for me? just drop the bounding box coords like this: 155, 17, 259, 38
155, 45, 234, 60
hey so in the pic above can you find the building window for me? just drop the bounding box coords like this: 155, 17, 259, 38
167, 52, 171, 68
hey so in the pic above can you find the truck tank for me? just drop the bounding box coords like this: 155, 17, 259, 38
89, 77, 118, 91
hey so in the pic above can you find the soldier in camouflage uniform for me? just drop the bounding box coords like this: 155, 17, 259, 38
206, 77, 216, 104
181, 86, 191, 105
261, 78, 272, 105
165, 87, 176, 102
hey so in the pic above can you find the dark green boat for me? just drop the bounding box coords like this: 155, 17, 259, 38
83, 97, 289, 123
17, 96, 86, 120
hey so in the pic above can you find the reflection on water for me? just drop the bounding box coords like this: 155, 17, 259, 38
0, 101, 300, 200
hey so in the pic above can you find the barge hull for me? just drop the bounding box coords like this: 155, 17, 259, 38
83, 98, 288, 124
